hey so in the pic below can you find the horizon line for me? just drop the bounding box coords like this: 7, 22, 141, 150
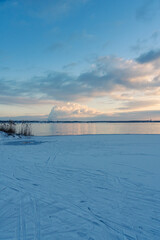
0, 120, 160, 123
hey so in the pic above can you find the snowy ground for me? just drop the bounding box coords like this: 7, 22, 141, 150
0, 133, 160, 240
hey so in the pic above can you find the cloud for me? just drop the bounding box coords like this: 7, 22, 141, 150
2, 109, 160, 121
0, 115, 48, 121
31, 57, 159, 101
0, 79, 17, 96
130, 31, 160, 54
0, 53, 160, 120
118, 100, 159, 111
113, 110, 160, 121
136, 49, 160, 63
48, 102, 102, 120
0, 95, 56, 105
48, 102, 160, 121
1, 55, 160, 102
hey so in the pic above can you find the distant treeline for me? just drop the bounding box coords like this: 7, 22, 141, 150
0, 120, 160, 123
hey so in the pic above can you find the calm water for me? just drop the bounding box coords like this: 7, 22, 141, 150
21, 122, 160, 136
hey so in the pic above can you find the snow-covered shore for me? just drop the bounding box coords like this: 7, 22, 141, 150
0, 133, 160, 239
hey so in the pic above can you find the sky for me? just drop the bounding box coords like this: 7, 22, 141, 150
0, 0, 160, 120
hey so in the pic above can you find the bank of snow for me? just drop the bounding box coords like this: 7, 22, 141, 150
0, 134, 160, 240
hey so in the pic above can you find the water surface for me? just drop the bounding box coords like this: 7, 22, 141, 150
23, 122, 160, 136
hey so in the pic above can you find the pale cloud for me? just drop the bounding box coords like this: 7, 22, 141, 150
48, 102, 102, 120
118, 100, 160, 111
112, 110, 160, 121
0, 115, 48, 121
48, 102, 160, 121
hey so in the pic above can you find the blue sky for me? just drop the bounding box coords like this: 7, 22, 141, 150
0, 0, 160, 120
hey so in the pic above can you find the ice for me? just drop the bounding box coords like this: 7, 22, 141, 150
0, 133, 160, 239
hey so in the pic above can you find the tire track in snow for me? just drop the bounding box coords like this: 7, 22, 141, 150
16, 205, 21, 240
30, 197, 41, 240
20, 196, 27, 240
16, 195, 41, 240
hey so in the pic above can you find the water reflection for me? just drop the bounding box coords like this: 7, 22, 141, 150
23, 122, 160, 136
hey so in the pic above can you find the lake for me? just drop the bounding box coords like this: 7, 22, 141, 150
19, 122, 160, 136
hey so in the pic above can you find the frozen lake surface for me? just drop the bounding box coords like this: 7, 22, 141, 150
0, 133, 160, 239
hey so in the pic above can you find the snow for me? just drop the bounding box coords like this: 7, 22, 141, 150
0, 133, 160, 239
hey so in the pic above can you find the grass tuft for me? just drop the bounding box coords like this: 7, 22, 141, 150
0, 121, 32, 136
